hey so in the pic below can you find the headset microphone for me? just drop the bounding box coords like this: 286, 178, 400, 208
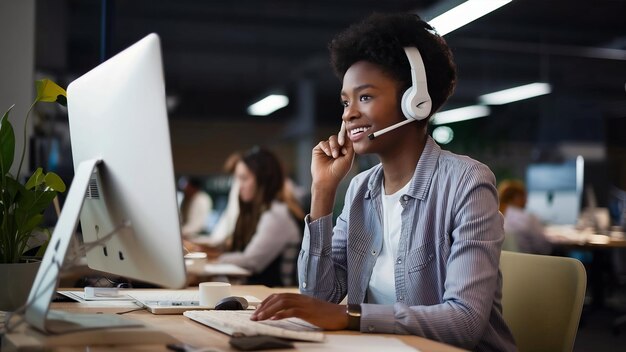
368, 46, 432, 140
368, 119, 416, 140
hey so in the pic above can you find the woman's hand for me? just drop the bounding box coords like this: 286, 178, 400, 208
311, 121, 354, 190
182, 239, 222, 260
309, 122, 354, 219
250, 293, 348, 330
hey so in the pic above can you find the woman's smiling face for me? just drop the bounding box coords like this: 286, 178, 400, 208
340, 60, 406, 155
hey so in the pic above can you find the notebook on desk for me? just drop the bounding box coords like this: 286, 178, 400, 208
127, 290, 261, 314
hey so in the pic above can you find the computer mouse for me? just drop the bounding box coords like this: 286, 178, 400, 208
214, 296, 249, 310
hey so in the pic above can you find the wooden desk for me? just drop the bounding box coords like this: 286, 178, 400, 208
185, 258, 251, 285
545, 225, 626, 248
3, 286, 466, 352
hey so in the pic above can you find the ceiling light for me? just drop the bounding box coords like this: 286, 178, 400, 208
431, 105, 490, 125
247, 94, 289, 116
479, 83, 552, 105
428, 0, 513, 36
432, 126, 454, 144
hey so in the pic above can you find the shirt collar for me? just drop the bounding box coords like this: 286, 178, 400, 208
366, 136, 441, 201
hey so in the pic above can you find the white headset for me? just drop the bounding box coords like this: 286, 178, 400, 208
401, 46, 432, 120
366, 46, 434, 140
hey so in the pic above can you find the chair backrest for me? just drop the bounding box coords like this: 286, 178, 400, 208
502, 232, 519, 252
280, 241, 301, 287
500, 251, 586, 352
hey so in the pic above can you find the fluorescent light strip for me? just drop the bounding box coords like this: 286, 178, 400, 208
431, 105, 490, 125
479, 82, 552, 105
247, 94, 289, 116
429, 0, 513, 36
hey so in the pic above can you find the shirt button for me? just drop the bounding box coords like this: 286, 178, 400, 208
371, 250, 377, 255
396, 258, 402, 264
302, 282, 307, 289
368, 325, 375, 332
399, 296, 404, 301
403, 195, 409, 201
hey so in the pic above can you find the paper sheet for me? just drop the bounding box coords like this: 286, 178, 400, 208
57, 290, 134, 301
294, 335, 420, 351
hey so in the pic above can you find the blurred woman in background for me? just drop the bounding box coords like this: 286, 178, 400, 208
498, 179, 553, 254
179, 176, 213, 237
191, 147, 304, 287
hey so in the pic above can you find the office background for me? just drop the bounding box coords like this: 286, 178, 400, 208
3, 0, 625, 203
1, 1, 626, 350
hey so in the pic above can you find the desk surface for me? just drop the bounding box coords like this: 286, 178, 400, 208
545, 225, 626, 248
4, 286, 466, 352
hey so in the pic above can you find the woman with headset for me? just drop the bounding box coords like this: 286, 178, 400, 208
251, 13, 515, 351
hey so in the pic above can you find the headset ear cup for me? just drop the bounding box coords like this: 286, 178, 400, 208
402, 87, 432, 120
403, 46, 432, 121
401, 88, 416, 120
414, 98, 432, 120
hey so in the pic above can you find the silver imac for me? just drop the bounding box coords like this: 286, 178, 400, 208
525, 156, 584, 225
22, 33, 186, 339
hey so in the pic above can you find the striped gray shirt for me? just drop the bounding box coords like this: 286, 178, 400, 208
299, 137, 516, 351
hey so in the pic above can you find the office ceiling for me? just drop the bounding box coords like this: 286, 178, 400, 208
38, 0, 626, 144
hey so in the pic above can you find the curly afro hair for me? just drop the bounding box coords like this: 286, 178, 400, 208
329, 13, 457, 117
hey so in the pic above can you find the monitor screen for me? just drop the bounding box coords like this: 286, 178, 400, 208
25, 33, 186, 333
65, 33, 186, 288
525, 157, 584, 225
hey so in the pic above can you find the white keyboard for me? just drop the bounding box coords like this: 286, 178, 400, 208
183, 310, 325, 342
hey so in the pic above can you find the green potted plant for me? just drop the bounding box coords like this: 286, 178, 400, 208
0, 79, 67, 311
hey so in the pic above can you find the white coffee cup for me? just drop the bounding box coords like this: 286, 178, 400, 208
199, 282, 231, 308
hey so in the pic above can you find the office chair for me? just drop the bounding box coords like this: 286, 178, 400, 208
502, 232, 519, 252
280, 241, 301, 287
500, 251, 587, 352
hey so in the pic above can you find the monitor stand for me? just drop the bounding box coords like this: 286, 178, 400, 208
6, 159, 178, 348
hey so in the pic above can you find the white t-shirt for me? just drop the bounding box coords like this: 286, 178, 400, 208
367, 180, 411, 304
181, 191, 213, 237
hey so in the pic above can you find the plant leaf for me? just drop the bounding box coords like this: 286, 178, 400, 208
35, 238, 49, 257
43, 172, 66, 192
4, 177, 23, 205
15, 189, 35, 213
35, 79, 67, 104
16, 189, 55, 219
20, 214, 44, 234
25, 168, 44, 190
0, 105, 16, 177
32, 191, 57, 216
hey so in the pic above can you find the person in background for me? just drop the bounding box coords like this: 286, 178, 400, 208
180, 177, 213, 238
498, 179, 553, 255
250, 13, 515, 351
194, 147, 304, 287
198, 152, 243, 249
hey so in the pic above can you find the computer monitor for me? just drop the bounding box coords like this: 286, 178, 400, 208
24, 34, 186, 335
525, 156, 584, 225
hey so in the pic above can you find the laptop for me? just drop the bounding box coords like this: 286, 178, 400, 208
127, 290, 261, 314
